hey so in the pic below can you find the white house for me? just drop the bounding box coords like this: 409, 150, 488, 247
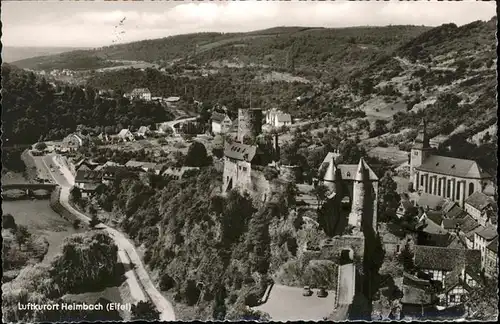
211, 112, 232, 134
464, 191, 497, 226
473, 225, 497, 271
266, 108, 292, 128
117, 129, 135, 142
137, 126, 151, 137
128, 88, 152, 101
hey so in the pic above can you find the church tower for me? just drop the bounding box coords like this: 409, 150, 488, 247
410, 118, 432, 189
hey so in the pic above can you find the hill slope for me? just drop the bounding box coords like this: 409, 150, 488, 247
11, 25, 431, 75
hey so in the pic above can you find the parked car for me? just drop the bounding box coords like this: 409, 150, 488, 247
302, 286, 313, 297
317, 287, 328, 298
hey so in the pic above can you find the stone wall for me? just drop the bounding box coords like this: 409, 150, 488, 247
302, 235, 365, 266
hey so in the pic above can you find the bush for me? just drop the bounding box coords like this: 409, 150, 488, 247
377, 141, 389, 148
34, 142, 48, 151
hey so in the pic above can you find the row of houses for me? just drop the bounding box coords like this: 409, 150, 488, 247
395, 190, 497, 315
72, 158, 200, 197
210, 108, 293, 135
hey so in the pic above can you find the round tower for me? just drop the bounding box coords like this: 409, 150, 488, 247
238, 108, 263, 143
348, 158, 368, 230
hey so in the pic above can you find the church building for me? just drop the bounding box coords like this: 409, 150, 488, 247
410, 120, 492, 208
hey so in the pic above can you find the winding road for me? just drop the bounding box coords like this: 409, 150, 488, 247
36, 153, 176, 321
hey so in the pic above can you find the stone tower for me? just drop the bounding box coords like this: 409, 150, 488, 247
348, 158, 378, 233
238, 108, 263, 143
410, 118, 433, 189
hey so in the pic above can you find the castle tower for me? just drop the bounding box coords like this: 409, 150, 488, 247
238, 108, 263, 143
349, 159, 368, 230
410, 118, 433, 189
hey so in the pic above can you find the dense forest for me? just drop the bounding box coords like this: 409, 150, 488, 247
1, 64, 174, 145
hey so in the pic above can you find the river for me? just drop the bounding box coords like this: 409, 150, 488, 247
2, 199, 83, 264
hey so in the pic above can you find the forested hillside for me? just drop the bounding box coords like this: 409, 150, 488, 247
1, 64, 174, 144
12, 26, 430, 74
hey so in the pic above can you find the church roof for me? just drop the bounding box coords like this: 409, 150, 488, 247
465, 191, 494, 211
212, 112, 230, 123
224, 142, 257, 162
415, 155, 491, 179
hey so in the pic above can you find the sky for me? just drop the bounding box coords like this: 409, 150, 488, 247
2, 0, 496, 48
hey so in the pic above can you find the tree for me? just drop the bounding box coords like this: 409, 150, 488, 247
378, 172, 401, 222
398, 242, 415, 273
72, 219, 81, 229
2, 213, 17, 230
70, 186, 82, 203
131, 300, 160, 321
466, 276, 498, 321
185, 141, 210, 167
34, 142, 48, 151
89, 214, 100, 229
311, 183, 329, 210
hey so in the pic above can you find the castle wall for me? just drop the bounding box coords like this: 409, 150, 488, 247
302, 235, 365, 266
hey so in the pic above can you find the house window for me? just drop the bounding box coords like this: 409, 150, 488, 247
438, 181, 441, 196
243, 167, 248, 172
421, 175, 424, 187
447, 180, 451, 198
460, 295, 466, 303
456, 184, 460, 200
469, 183, 474, 196
396, 245, 400, 253
414, 151, 419, 156
450, 295, 456, 303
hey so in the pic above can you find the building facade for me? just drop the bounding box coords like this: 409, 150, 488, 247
211, 112, 233, 134
484, 237, 498, 278
410, 120, 492, 207
222, 142, 257, 193
464, 191, 496, 226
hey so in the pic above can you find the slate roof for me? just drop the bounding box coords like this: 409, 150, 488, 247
125, 160, 158, 170
75, 170, 103, 183
162, 166, 200, 178
401, 273, 434, 305
423, 211, 444, 225
465, 191, 494, 211
446, 235, 467, 250
415, 155, 491, 179
224, 142, 257, 162
444, 204, 466, 219
466, 225, 485, 241
417, 193, 445, 210
277, 113, 292, 123
131, 88, 151, 95
486, 237, 498, 253
322, 156, 378, 182
212, 112, 229, 123
417, 217, 448, 235
459, 215, 480, 233
118, 129, 133, 137
442, 219, 462, 230
475, 225, 498, 241
414, 245, 481, 272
